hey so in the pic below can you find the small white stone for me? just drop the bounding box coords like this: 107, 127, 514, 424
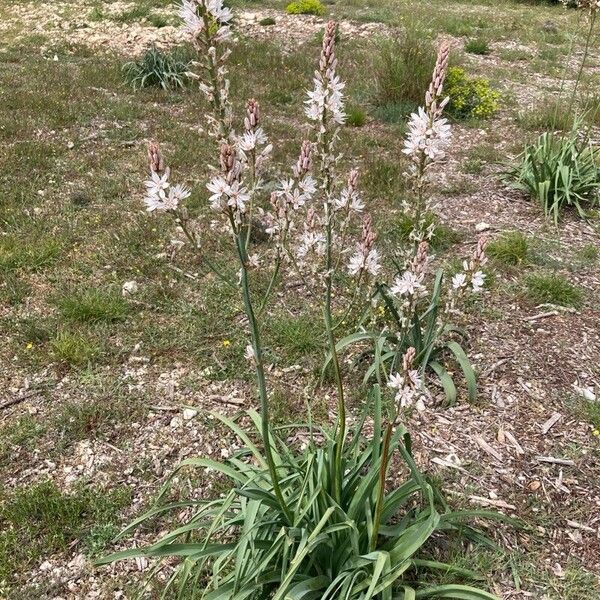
182, 408, 198, 421
475, 222, 490, 232
122, 280, 138, 297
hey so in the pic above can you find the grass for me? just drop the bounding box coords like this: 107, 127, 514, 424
387, 211, 463, 252
487, 231, 530, 266
465, 38, 491, 55
345, 105, 367, 127
53, 288, 130, 323
525, 272, 584, 308
0, 481, 131, 586
373, 24, 436, 112
50, 330, 102, 366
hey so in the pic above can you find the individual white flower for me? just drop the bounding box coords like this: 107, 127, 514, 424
452, 272, 467, 290
388, 373, 405, 391
238, 128, 268, 152
247, 253, 260, 268
180, 0, 203, 34
471, 270, 486, 293
347, 251, 364, 276
207, 176, 230, 209
145, 169, 170, 198
406, 369, 421, 389
226, 182, 250, 213
390, 271, 426, 297
207, 0, 233, 23
297, 231, 326, 258
299, 175, 317, 197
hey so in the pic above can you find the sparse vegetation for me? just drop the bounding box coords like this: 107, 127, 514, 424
1, 0, 599, 596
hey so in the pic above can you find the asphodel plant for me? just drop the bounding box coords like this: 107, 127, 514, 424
98, 2, 510, 598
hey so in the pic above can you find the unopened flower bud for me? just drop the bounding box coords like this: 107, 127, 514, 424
148, 141, 164, 174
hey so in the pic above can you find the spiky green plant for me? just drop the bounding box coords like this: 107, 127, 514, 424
123, 46, 190, 90
98, 393, 508, 599
507, 126, 600, 223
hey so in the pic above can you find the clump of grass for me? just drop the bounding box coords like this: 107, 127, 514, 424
465, 38, 490, 55
0, 416, 45, 467
487, 231, 529, 266
148, 14, 169, 28
0, 271, 31, 305
259, 17, 276, 26
123, 46, 190, 90
269, 315, 323, 362
50, 331, 101, 366
285, 0, 326, 16
373, 26, 436, 112
461, 158, 484, 174
54, 288, 130, 323
88, 6, 105, 22
525, 273, 583, 308
53, 397, 136, 449
345, 105, 366, 127
0, 481, 131, 585
576, 244, 598, 263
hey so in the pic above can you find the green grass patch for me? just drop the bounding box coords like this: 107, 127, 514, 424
0, 481, 131, 585
465, 38, 491, 55
525, 272, 583, 307
50, 330, 102, 366
53, 288, 130, 324
487, 231, 529, 266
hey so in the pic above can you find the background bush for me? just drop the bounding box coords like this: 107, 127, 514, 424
285, 0, 326, 15
373, 27, 436, 114
445, 66, 500, 119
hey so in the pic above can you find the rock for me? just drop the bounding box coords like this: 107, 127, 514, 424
475, 222, 490, 232
122, 280, 139, 296
182, 408, 198, 420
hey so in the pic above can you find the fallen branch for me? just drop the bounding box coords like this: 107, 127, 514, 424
0, 390, 38, 411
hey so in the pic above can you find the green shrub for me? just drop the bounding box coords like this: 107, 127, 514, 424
373, 27, 436, 111
445, 66, 500, 119
259, 16, 276, 26
285, 0, 326, 16
507, 126, 600, 222
525, 273, 583, 308
123, 46, 190, 90
465, 38, 490, 55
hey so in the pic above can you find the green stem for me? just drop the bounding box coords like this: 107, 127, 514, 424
370, 422, 393, 551
568, 12, 596, 115
234, 233, 292, 524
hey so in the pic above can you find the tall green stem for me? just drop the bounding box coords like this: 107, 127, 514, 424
370, 422, 393, 551
234, 233, 292, 524
568, 12, 596, 113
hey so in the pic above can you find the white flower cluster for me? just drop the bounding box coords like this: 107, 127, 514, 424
402, 107, 452, 162
207, 176, 250, 214
304, 22, 346, 128
451, 236, 488, 294
391, 270, 427, 298
305, 74, 346, 126
387, 347, 422, 410
144, 168, 191, 212
179, 0, 232, 40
